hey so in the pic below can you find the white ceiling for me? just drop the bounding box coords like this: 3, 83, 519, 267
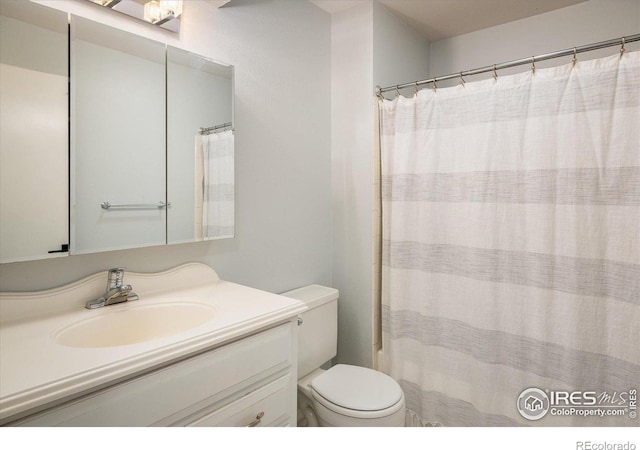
310, 0, 587, 42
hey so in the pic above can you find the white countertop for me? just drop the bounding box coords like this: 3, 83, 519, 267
0, 263, 306, 422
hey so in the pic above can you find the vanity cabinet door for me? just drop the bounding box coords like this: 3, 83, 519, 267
0, 1, 69, 263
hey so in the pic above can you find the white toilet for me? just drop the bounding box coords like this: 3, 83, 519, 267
282, 285, 405, 427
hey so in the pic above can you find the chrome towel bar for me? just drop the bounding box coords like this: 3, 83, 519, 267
101, 201, 170, 210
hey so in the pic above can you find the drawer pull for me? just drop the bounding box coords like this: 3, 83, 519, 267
247, 412, 264, 427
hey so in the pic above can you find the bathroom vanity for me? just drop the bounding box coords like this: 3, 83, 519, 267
0, 264, 306, 426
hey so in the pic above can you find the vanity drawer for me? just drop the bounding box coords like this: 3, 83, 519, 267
14, 323, 292, 426
188, 374, 290, 427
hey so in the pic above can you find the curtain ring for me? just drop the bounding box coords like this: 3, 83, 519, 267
432, 79, 437, 92
395, 85, 400, 98
572, 47, 577, 65
531, 56, 536, 74
459, 72, 465, 86
414, 82, 419, 96
493, 64, 498, 80
620, 37, 626, 56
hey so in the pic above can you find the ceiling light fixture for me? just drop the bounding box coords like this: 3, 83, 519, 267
85, 0, 183, 32
144, 0, 183, 25
143, 0, 163, 23
159, 0, 183, 18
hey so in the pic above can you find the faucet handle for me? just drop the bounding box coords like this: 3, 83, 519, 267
107, 267, 126, 289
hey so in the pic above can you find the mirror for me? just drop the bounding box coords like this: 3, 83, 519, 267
0, 5, 234, 263
0, 1, 69, 263
167, 46, 234, 244
71, 16, 167, 254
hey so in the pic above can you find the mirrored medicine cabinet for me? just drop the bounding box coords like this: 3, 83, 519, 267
0, 0, 234, 263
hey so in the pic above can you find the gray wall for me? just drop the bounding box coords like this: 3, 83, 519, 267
0, 0, 332, 294
331, 1, 429, 368
373, 2, 430, 91
331, 2, 374, 369
429, 0, 640, 85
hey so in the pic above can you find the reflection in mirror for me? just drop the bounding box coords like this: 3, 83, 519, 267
71, 16, 166, 254
0, 1, 69, 263
167, 46, 234, 244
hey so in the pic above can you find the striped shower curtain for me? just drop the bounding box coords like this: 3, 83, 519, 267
379, 51, 639, 426
199, 129, 235, 240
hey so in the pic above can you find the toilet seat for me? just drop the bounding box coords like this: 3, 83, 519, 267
310, 364, 404, 418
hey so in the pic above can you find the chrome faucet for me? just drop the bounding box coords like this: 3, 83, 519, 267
85, 267, 139, 309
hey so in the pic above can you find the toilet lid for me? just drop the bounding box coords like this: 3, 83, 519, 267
310, 364, 403, 411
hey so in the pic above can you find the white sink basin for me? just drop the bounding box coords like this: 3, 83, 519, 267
54, 302, 216, 348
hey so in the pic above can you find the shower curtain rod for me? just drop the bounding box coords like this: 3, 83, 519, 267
376, 33, 640, 97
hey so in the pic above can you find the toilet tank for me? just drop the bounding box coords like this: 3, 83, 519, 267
280, 285, 338, 379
